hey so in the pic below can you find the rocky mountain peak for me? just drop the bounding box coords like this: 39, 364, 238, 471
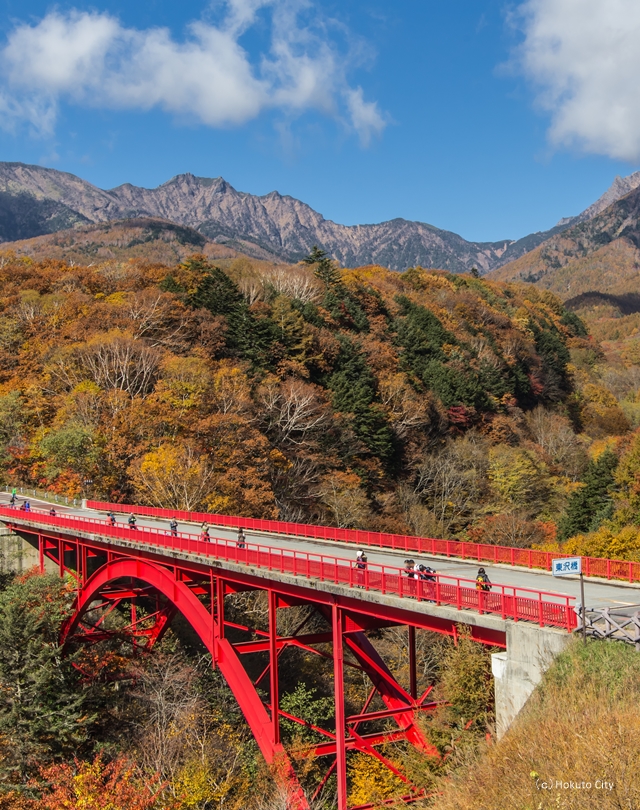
1, 161, 640, 274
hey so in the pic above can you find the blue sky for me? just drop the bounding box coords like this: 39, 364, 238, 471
0, 0, 638, 242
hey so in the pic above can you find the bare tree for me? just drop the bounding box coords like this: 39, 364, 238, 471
413, 435, 489, 535
525, 406, 587, 479
378, 373, 435, 440
270, 455, 324, 521
125, 289, 189, 351
132, 652, 248, 804
262, 267, 321, 304
601, 365, 640, 401
133, 653, 201, 785
258, 379, 332, 448
78, 333, 162, 398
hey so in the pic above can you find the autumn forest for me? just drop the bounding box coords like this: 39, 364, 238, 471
2, 247, 640, 807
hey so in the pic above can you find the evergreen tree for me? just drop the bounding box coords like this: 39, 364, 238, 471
0, 573, 93, 785
303, 245, 341, 287
328, 338, 394, 463
394, 298, 491, 409
185, 261, 278, 368
530, 320, 572, 400
394, 296, 453, 364
558, 449, 618, 540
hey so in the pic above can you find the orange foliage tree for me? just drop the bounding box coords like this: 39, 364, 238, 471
35, 755, 170, 810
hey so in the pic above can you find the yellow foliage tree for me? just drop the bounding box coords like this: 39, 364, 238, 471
130, 443, 216, 511
564, 525, 640, 561
348, 753, 405, 807
488, 445, 546, 511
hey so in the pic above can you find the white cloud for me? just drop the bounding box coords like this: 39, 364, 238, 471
512, 0, 640, 161
0, 1, 385, 144
345, 87, 386, 147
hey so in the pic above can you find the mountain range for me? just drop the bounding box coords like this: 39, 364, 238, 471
489, 181, 640, 301
1, 161, 638, 274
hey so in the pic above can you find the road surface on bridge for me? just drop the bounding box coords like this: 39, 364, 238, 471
3, 493, 638, 612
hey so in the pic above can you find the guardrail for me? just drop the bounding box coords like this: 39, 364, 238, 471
86, 499, 640, 585
0, 505, 576, 632
3, 486, 79, 507
576, 605, 640, 648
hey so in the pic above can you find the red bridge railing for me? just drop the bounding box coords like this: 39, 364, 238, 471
87, 500, 640, 585
0, 506, 576, 632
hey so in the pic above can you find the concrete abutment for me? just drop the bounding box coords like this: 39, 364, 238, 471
0, 524, 41, 572
492, 622, 572, 737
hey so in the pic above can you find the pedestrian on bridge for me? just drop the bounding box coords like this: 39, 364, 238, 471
128, 513, 138, 530
416, 563, 436, 582
476, 567, 491, 591
49, 508, 56, 517
355, 550, 368, 587
108, 511, 116, 527
404, 559, 416, 578
201, 522, 210, 540
170, 518, 178, 537
237, 527, 246, 548
24, 500, 30, 512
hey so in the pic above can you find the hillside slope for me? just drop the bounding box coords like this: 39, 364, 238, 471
432, 640, 640, 810
490, 184, 640, 299
0, 217, 285, 266
0, 253, 587, 528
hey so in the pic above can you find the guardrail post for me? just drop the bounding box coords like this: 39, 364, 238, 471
566, 599, 574, 633
538, 592, 544, 627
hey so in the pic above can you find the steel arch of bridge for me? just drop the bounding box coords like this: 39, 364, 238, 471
14, 523, 508, 809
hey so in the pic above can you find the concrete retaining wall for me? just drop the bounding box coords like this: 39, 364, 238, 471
492, 623, 572, 737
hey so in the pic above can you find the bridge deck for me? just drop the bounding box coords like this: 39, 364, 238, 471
2, 495, 636, 614
0, 495, 629, 633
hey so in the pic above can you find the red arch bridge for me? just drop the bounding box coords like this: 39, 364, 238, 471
2, 497, 629, 809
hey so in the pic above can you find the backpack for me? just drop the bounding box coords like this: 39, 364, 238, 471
476, 572, 491, 591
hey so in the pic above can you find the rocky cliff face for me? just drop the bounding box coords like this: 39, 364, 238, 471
571, 171, 640, 225
0, 161, 638, 273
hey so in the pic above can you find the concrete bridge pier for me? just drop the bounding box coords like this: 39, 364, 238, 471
492, 622, 572, 737
0, 524, 41, 572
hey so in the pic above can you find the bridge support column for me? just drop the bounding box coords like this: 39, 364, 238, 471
332, 603, 348, 810
408, 625, 417, 699
492, 623, 572, 738
268, 590, 280, 746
